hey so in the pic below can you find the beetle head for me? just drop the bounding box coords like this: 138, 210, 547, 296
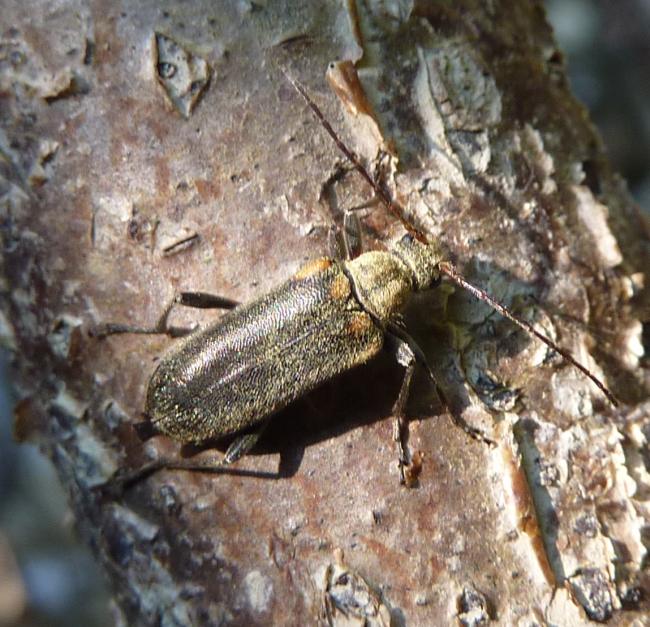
392, 234, 443, 291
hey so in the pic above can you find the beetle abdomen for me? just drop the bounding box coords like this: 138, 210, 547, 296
145, 259, 384, 443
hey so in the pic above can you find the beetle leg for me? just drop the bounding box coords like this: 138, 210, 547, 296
222, 417, 273, 464
386, 321, 435, 379
328, 208, 364, 260
99, 417, 274, 495
98, 446, 277, 497
341, 209, 363, 260
327, 226, 344, 260
386, 322, 495, 455
174, 291, 239, 310
390, 340, 417, 485
91, 291, 239, 338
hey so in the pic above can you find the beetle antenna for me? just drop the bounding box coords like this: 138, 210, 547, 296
283, 69, 426, 242
285, 69, 618, 408
439, 261, 618, 406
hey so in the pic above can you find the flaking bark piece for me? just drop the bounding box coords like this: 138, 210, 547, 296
321, 549, 392, 627
153, 32, 210, 118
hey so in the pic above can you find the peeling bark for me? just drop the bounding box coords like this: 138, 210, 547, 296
1, 1, 648, 625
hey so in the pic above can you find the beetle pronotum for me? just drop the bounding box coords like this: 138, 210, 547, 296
96, 72, 617, 489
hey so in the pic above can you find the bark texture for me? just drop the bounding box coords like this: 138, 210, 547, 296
1, 1, 648, 625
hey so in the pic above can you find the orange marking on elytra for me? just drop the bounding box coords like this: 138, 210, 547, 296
330, 273, 351, 300
347, 311, 372, 336
294, 258, 333, 280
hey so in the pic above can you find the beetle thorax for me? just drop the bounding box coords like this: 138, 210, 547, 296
344, 236, 442, 322
344, 251, 412, 321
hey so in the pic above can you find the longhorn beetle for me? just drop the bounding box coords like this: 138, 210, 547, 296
96, 71, 618, 488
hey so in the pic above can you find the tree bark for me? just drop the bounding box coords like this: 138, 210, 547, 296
2, 1, 648, 625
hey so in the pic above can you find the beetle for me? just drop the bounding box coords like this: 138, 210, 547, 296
96, 74, 617, 487
97, 223, 460, 484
